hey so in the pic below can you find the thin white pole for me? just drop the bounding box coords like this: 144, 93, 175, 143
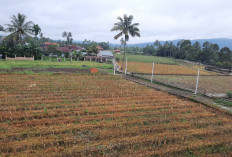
114, 63, 116, 75
124, 57, 128, 75
151, 62, 155, 83
195, 69, 200, 94
71, 56, 72, 62
64, 57, 65, 62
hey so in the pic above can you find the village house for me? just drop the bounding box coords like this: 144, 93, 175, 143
96, 45, 103, 51
114, 49, 121, 54
84, 50, 114, 63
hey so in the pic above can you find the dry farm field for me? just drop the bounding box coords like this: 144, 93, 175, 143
118, 61, 217, 75
139, 74, 232, 95
0, 73, 232, 156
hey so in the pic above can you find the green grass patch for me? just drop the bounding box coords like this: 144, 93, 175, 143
215, 99, 232, 107
0, 60, 113, 70
115, 54, 177, 64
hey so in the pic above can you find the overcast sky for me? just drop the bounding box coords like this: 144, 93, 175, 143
1, 0, 232, 44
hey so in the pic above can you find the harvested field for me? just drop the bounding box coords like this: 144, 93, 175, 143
139, 74, 232, 95
0, 73, 232, 156
118, 61, 218, 75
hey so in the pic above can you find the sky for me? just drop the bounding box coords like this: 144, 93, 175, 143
1, 0, 232, 44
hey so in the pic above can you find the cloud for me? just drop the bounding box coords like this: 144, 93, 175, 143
1, 0, 232, 44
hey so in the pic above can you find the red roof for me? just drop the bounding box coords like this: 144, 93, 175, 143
57, 45, 83, 53
44, 42, 58, 46
115, 49, 120, 52
67, 45, 82, 50
57, 47, 71, 53
96, 45, 103, 50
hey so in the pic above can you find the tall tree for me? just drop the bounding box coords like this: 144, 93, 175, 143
62, 31, 67, 45
67, 32, 72, 45
5, 13, 34, 44
32, 24, 41, 59
0, 25, 4, 32
32, 24, 41, 38
111, 14, 140, 70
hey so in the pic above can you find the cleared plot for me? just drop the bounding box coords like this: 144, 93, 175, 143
139, 74, 232, 95
0, 73, 232, 156
118, 61, 217, 75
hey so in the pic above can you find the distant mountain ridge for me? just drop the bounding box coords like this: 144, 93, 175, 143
110, 38, 232, 50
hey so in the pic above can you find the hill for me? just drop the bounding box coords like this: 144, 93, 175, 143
110, 38, 232, 50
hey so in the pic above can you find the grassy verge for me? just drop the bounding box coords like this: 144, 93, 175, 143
215, 99, 232, 107
115, 54, 177, 64
0, 60, 113, 70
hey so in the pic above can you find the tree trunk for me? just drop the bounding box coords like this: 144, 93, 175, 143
121, 41, 126, 71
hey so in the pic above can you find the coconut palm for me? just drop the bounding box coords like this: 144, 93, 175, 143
67, 32, 72, 45
32, 24, 41, 38
5, 13, 34, 44
62, 31, 67, 38
62, 31, 72, 45
111, 14, 140, 70
0, 25, 4, 32
32, 24, 41, 59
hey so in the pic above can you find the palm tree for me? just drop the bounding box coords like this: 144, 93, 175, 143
67, 32, 72, 45
32, 24, 41, 38
111, 14, 140, 70
0, 25, 4, 32
5, 13, 34, 44
62, 31, 67, 45
32, 24, 41, 59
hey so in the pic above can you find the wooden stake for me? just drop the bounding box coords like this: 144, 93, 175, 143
151, 62, 154, 83
195, 70, 200, 94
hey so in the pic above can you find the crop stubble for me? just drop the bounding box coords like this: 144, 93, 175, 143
0, 73, 232, 156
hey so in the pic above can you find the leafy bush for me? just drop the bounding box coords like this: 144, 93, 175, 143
227, 91, 232, 98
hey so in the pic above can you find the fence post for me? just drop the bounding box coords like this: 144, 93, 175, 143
24, 55, 25, 60
15, 55, 16, 58
6, 54, 7, 59
114, 63, 116, 75
195, 69, 200, 94
64, 57, 65, 62
71, 56, 72, 62
50, 56, 51, 62
151, 62, 155, 83
33, 55, 34, 60
124, 57, 128, 75
41, 55, 43, 60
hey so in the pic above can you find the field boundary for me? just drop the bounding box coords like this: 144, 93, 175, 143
121, 74, 232, 115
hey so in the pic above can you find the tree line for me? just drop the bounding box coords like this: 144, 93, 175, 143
142, 40, 232, 69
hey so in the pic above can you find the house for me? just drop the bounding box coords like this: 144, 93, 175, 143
97, 51, 114, 59
114, 49, 121, 54
96, 45, 103, 51
44, 42, 58, 46
84, 51, 115, 63
56, 45, 84, 55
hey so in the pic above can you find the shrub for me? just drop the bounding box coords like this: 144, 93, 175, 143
227, 91, 232, 98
